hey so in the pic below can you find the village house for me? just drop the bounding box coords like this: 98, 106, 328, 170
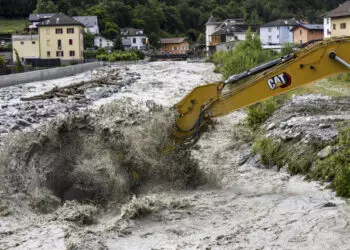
260, 19, 298, 51
324, 15, 332, 38
28, 13, 56, 31
28, 13, 99, 35
291, 24, 323, 45
37, 13, 84, 63
160, 37, 189, 54
205, 15, 247, 55
13, 13, 85, 64
326, 1, 350, 38
121, 28, 147, 50
12, 34, 39, 62
94, 35, 114, 52
72, 16, 99, 35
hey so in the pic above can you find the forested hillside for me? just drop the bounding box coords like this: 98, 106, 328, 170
0, 0, 346, 41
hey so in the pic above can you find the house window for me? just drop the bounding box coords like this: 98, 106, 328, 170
327, 18, 330, 24
268, 27, 271, 32
100, 38, 102, 42
56, 51, 64, 57
67, 28, 74, 34
268, 35, 272, 42
69, 39, 73, 45
133, 38, 136, 44
333, 24, 336, 30
58, 40, 62, 49
69, 50, 75, 57
56, 28, 63, 34
277, 35, 279, 39
32, 41, 36, 44
47, 51, 51, 57
300, 29, 302, 35
173, 46, 178, 51
142, 38, 146, 44
341, 23, 346, 29
20, 41, 24, 45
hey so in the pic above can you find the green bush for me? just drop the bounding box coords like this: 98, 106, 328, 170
97, 47, 107, 55
253, 137, 323, 175
211, 30, 278, 79
84, 50, 97, 59
0, 56, 5, 67
96, 53, 108, 61
281, 43, 295, 55
313, 126, 350, 197
107, 50, 143, 62
245, 95, 287, 129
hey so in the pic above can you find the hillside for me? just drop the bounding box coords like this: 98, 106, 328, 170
0, 0, 346, 41
0, 19, 28, 34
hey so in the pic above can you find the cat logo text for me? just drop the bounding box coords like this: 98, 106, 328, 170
267, 73, 292, 90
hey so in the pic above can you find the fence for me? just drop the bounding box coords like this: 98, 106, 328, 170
0, 61, 105, 88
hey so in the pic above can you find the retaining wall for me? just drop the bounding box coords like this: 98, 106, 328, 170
0, 62, 105, 88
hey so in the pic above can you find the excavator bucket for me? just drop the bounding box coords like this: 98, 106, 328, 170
173, 82, 223, 143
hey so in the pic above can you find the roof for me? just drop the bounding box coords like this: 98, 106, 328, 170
37, 13, 84, 27
291, 23, 324, 31
12, 35, 39, 41
73, 16, 98, 28
29, 13, 55, 22
326, 1, 350, 18
121, 28, 145, 37
206, 15, 219, 25
160, 37, 188, 44
211, 22, 246, 36
261, 19, 298, 27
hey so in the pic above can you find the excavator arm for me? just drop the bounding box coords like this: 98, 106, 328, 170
174, 37, 350, 143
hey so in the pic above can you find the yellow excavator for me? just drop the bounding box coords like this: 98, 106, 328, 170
174, 37, 350, 144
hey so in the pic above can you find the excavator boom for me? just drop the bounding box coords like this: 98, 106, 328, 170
174, 37, 350, 143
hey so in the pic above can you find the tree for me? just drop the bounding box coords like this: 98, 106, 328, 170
0, 56, 6, 67
101, 22, 120, 40
113, 34, 124, 51
34, 0, 58, 13
148, 33, 160, 49
84, 31, 95, 49
14, 49, 24, 73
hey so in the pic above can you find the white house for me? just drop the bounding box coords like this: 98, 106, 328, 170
73, 16, 99, 35
94, 36, 114, 52
323, 16, 332, 38
205, 15, 247, 55
260, 19, 298, 51
121, 28, 147, 50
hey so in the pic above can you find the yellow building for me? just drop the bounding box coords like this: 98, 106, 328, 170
37, 13, 84, 63
327, 1, 350, 37
12, 34, 40, 62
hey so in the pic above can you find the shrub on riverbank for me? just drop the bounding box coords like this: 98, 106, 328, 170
108, 50, 144, 62
312, 125, 350, 197
253, 124, 350, 198
245, 95, 288, 130
95, 50, 145, 62
211, 30, 278, 79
